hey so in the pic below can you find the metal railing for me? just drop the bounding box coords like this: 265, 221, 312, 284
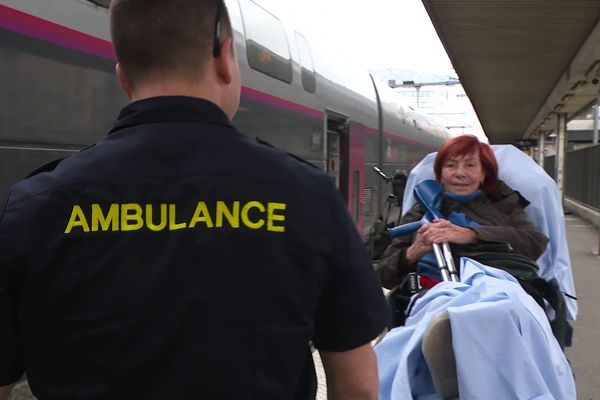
544, 144, 600, 211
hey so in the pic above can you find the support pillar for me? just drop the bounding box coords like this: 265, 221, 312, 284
555, 113, 568, 201
537, 131, 546, 168
527, 146, 534, 157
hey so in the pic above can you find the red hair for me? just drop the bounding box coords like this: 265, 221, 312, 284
433, 135, 499, 195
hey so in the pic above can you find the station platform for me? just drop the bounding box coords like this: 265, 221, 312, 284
564, 213, 600, 399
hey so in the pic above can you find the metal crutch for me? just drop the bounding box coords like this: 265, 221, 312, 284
432, 242, 459, 282
413, 181, 460, 282
388, 180, 460, 282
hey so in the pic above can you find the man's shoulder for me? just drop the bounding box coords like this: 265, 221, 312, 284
253, 137, 320, 171
24, 157, 67, 180
6, 144, 97, 205
5, 157, 65, 206
246, 136, 333, 192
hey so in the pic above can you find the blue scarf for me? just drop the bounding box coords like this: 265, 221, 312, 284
417, 190, 482, 280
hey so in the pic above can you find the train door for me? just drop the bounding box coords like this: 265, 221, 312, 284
326, 112, 349, 203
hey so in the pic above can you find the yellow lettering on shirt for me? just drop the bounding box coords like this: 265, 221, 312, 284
146, 204, 167, 231
65, 205, 90, 233
189, 201, 214, 228
267, 202, 286, 232
121, 204, 143, 231
216, 201, 239, 228
91, 203, 119, 231
169, 204, 187, 230
64, 201, 287, 234
241, 201, 265, 229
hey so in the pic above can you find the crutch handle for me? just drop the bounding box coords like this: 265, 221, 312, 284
387, 220, 424, 238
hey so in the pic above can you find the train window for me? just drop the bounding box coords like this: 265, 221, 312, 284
88, 0, 110, 7
240, 1, 292, 83
295, 32, 316, 93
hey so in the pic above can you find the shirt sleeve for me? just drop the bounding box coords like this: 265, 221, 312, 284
312, 182, 389, 351
0, 192, 24, 385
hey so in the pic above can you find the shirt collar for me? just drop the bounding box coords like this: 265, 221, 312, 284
109, 96, 232, 135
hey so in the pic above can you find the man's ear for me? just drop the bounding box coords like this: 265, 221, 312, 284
214, 37, 235, 85
115, 63, 133, 99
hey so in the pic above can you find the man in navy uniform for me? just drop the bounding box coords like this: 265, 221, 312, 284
0, 0, 388, 398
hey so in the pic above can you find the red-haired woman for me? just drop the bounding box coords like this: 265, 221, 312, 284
378, 135, 549, 291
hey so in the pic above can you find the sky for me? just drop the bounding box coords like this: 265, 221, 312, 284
249, 0, 486, 140
257, 0, 455, 76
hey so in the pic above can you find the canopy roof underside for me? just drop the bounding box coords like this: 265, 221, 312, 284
422, 0, 600, 144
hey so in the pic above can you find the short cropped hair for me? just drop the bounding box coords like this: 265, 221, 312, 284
433, 135, 499, 195
110, 0, 231, 89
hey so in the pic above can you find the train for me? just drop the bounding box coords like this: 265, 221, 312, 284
0, 0, 450, 235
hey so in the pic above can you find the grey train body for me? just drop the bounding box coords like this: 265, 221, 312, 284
0, 0, 449, 235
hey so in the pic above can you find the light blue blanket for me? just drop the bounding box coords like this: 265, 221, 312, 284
376, 258, 576, 400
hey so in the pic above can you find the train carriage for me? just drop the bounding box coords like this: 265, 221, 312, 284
0, 0, 450, 235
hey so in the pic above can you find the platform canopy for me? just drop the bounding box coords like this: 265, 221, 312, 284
421, 0, 600, 144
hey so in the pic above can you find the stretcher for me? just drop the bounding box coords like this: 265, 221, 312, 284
376, 145, 577, 399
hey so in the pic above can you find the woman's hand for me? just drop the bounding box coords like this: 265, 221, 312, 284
405, 229, 433, 264
419, 219, 477, 245
405, 220, 477, 264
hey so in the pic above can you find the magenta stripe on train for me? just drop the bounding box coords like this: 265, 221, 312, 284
241, 86, 324, 119
0, 4, 115, 60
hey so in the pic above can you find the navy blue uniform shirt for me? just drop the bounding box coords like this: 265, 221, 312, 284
0, 96, 388, 399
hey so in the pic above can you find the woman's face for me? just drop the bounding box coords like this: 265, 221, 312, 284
440, 152, 486, 195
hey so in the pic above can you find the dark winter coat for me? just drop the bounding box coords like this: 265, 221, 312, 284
378, 180, 549, 289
